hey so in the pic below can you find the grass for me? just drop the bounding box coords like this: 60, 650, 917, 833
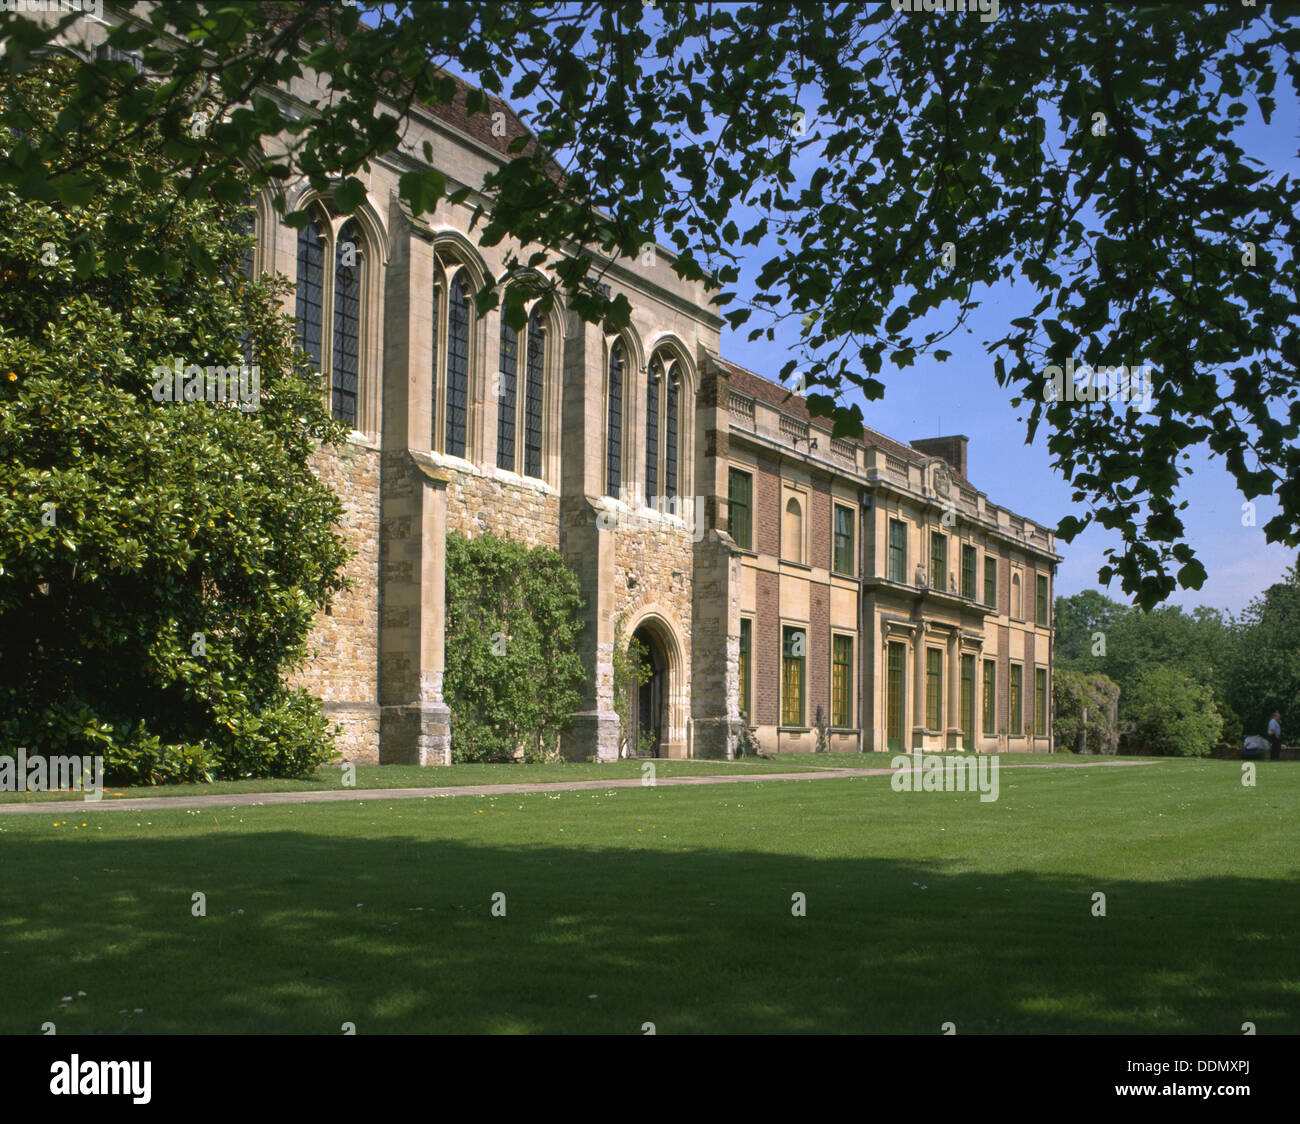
0, 756, 828, 805
1, 756, 1295, 1034
0, 750, 1169, 806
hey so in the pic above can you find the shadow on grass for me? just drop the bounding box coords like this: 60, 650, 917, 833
2, 831, 1296, 1034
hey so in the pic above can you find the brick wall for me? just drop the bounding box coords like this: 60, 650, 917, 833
755, 451, 781, 555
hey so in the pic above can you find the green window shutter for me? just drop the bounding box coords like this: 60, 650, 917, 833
926, 648, 942, 729
728, 468, 752, 550
982, 660, 996, 735
831, 634, 852, 727
888, 519, 907, 583
833, 505, 854, 575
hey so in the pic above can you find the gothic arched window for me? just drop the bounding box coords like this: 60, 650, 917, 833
606, 340, 624, 497
444, 273, 471, 458
522, 306, 546, 479
497, 316, 518, 471
332, 219, 361, 428
294, 211, 326, 375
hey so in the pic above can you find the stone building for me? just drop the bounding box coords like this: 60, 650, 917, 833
63, 13, 1061, 764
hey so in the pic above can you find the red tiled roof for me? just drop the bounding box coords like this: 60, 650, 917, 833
717, 357, 927, 467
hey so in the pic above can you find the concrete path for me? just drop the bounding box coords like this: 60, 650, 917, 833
0, 758, 1159, 817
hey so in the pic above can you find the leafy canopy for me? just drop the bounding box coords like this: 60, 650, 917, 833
2, 2, 1298, 605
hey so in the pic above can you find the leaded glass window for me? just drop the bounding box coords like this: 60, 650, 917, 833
294, 213, 325, 375
645, 363, 659, 504
665, 373, 679, 500
606, 342, 623, 496
497, 317, 518, 471
331, 220, 360, 428
445, 274, 470, 458
523, 308, 545, 479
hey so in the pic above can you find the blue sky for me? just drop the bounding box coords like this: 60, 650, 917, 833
411, 6, 1297, 617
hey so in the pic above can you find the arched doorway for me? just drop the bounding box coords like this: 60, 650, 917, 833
630, 625, 666, 757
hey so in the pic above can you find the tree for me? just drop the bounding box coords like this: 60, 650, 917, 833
1053, 590, 1126, 664
1225, 560, 1300, 739
1123, 666, 1223, 758
1052, 669, 1119, 755
1054, 591, 1237, 741
0, 57, 350, 783
442, 532, 586, 763
2, 2, 1297, 606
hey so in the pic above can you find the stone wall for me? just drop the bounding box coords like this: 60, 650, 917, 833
293, 442, 382, 764
440, 455, 561, 550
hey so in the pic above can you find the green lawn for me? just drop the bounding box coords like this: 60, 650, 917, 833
1, 757, 1295, 1033
0, 756, 828, 805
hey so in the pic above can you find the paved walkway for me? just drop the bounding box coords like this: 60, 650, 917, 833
0, 758, 1158, 817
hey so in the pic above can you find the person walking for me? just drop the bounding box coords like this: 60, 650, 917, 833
1267, 711, 1282, 761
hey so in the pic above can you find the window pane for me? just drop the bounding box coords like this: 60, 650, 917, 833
728, 469, 752, 550
645, 364, 659, 504
523, 308, 546, 479
833, 505, 854, 575
782, 627, 805, 727
962, 544, 977, 599
497, 316, 518, 471
445, 275, 470, 457
294, 214, 325, 375
1036, 575, 1049, 626
982, 660, 995, 735
984, 557, 997, 607
926, 648, 942, 729
739, 618, 751, 722
930, 533, 946, 591
332, 220, 360, 429
430, 280, 439, 447
1035, 668, 1048, 736
888, 519, 906, 583
606, 342, 623, 495
665, 375, 679, 500
961, 654, 975, 745
1010, 665, 1023, 735
832, 634, 852, 728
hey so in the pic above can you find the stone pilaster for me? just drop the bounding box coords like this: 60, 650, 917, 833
691, 354, 742, 759
559, 315, 619, 761
377, 205, 452, 764
946, 628, 962, 750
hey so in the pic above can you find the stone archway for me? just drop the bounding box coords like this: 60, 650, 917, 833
630, 625, 666, 757
623, 611, 687, 759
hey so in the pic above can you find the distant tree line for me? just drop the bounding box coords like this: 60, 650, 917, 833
1053, 560, 1300, 757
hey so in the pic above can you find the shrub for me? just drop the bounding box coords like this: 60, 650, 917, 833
443, 532, 585, 762
1123, 665, 1223, 757
0, 59, 348, 784
1053, 670, 1120, 754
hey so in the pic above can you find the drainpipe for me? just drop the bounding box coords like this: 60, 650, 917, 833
858, 485, 872, 755
1048, 560, 1057, 754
